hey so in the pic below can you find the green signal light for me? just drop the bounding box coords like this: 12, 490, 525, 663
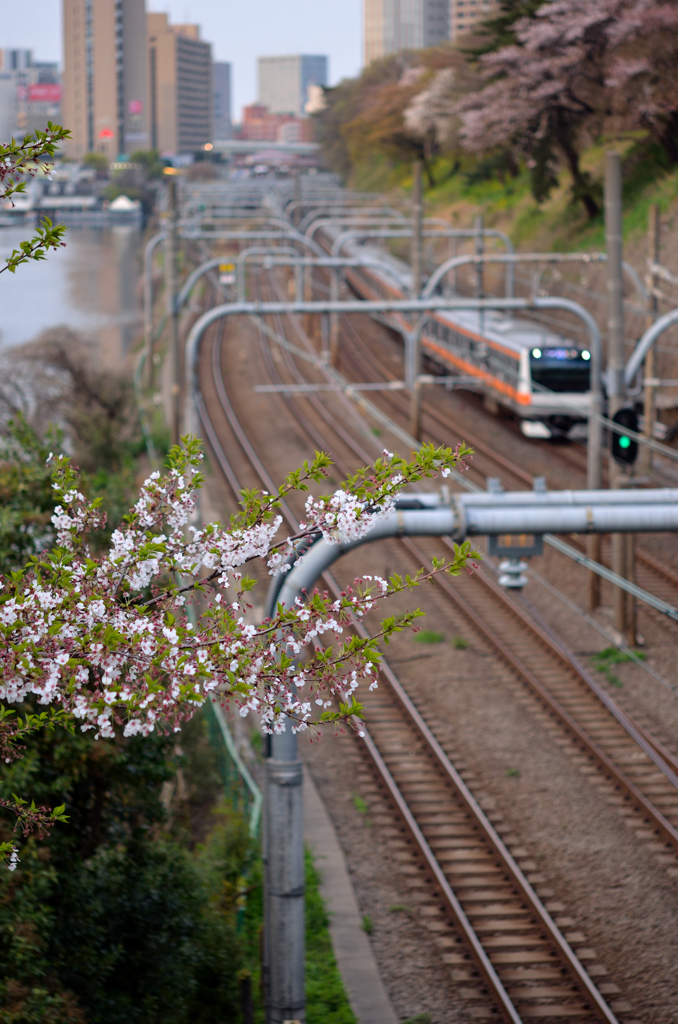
619, 436, 631, 449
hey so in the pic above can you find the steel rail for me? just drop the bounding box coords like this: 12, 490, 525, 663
250, 273, 624, 1022
253, 268, 678, 805
337, 312, 678, 604
197, 283, 620, 1024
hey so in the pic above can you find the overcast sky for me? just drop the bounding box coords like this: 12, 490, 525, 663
0, 0, 362, 119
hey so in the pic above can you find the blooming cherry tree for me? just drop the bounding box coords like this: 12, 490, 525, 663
1, 436, 476, 865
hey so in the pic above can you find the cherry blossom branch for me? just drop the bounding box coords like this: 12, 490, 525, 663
0, 435, 477, 863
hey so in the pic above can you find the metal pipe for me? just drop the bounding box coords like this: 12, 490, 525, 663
235, 253, 406, 305
267, 492, 678, 617
330, 226, 515, 260
422, 250, 646, 306
298, 205, 406, 234
235, 248, 300, 303
184, 295, 602, 440
624, 305, 678, 386
308, 217, 411, 250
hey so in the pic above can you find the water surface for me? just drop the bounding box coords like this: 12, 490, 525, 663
0, 225, 143, 363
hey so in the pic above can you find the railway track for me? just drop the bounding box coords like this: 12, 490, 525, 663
247, 273, 678, 844
334, 303, 678, 615
184, 269, 678, 1022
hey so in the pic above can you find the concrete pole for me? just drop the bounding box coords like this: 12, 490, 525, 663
264, 724, 305, 1024
605, 152, 633, 640
475, 215, 485, 335
329, 269, 340, 366
166, 177, 181, 447
410, 162, 424, 441
586, 247, 604, 612
411, 160, 423, 300
293, 169, 301, 228
641, 205, 661, 475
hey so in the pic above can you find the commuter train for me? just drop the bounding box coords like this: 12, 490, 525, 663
315, 227, 593, 440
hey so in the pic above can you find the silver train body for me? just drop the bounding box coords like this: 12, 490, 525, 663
316, 227, 593, 439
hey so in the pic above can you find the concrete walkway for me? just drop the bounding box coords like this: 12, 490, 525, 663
304, 766, 399, 1024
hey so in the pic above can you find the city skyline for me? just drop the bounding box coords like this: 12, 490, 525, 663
0, 0, 361, 122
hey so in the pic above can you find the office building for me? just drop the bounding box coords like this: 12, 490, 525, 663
62, 0, 148, 161
0, 49, 33, 72
147, 13, 213, 155
450, 0, 497, 39
257, 55, 327, 117
212, 61, 231, 140
0, 50, 61, 140
363, 0, 450, 64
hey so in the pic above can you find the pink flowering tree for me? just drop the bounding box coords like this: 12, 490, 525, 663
450, 0, 678, 216
0, 437, 476, 867
453, 0, 625, 218
605, 1, 678, 164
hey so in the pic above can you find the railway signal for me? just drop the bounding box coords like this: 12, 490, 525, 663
611, 406, 639, 466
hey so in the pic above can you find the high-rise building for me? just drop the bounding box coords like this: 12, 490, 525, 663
62, 0, 149, 161
450, 0, 497, 40
363, 0, 450, 64
147, 13, 213, 155
212, 61, 231, 141
257, 55, 327, 117
0, 50, 61, 140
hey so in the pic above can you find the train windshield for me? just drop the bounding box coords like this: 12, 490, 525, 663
529, 346, 590, 393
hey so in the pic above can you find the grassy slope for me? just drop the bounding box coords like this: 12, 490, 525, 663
349, 143, 678, 257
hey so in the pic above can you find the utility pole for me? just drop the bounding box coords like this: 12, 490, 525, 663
474, 214, 485, 335
293, 168, 301, 228
165, 174, 181, 447
409, 160, 424, 441
264, 724, 305, 1024
605, 152, 634, 642
329, 268, 340, 366
586, 329, 604, 611
641, 205, 661, 475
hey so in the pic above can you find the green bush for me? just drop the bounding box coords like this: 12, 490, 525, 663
0, 714, 247, 1024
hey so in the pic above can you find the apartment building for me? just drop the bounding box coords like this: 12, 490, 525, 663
363, 0, 450, 64
257, 55, 327, 117
147, 13, 212, 155
62, 0, 148, 160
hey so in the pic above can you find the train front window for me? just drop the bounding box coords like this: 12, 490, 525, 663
530, 346, 590, 393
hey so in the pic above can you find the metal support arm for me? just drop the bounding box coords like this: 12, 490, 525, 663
267, 489, 678, 615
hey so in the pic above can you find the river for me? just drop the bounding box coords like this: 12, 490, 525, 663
0, 224, 143, 364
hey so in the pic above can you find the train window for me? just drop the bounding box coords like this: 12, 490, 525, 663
530, 349, 590, 392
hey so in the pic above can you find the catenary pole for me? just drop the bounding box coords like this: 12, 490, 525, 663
605, 153, 634, 640
409, 161, 424, 441
165, 176, 182, 447
264, 723, 304, 1024
641, 205, 661, 474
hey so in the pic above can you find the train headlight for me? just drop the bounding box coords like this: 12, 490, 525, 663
582, 350, 591, 361
532, 348, 542, 358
